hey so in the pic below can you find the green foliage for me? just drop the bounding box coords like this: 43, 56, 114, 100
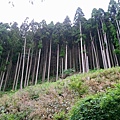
38, 40, 42, 49
63, 69, 75, 75
103, 23, 107, 32
0, 111, 29, 120
53, 111, 68, 120
69, 84, 120, 120
60, 47, 65, 57
0, 45, 3, 55
69, 78, 88, 97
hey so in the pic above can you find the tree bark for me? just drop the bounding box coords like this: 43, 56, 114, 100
24, 48, 31, 87
15, 53, 22, 90
35, 49, 41, 85
47, 39, 52, 82
32, 51, 37, 84
12, 53, 20, 90
56, 44, 59, 81
20, 37, 26, 89
78, 43, 81, 72
42, 46, 48, 82
3, 59, 12, 91
97, 28, 107, 69
0, 52, 10, 91
80, 21, 85, 73
65, 44, 68, 70
27, 50, 33, 86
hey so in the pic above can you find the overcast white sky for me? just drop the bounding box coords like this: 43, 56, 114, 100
0, 0, 116, 25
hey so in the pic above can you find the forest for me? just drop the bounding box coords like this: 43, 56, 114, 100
0, 0, 120, 91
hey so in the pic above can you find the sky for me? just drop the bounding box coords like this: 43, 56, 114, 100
0, 0, 115, 25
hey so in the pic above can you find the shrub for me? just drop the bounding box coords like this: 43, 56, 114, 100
69, 84, 120, 120
63, 69, 75, 75
69, 79, 88, 97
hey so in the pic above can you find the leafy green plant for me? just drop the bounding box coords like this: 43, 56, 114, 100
63, 69, 75, 75
53, 111, 67, 120
69, 79, 88, 97
69, 84, 120, 120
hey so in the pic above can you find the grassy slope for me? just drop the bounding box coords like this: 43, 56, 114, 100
0, 67, 120, 120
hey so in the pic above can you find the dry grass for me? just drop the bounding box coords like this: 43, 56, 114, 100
0, 67, 120, 120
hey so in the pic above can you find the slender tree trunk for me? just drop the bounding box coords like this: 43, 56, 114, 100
32, 51, 37, 84
91, 43, 95, 69
72, 45, 75, 70
112, 44, 119, 66
101, 20, 111, 68
27, 50, 33, 86
117, 30, 120, 44
12, 53, 20, 90
47, 39, 52, 82
61, 57, 63, 79
0, 52, 10, 91
3, 59, 12, 91
35, 49, 41, 85
116, 19, 120, 44
42, 46, 48, 82
104, 33, 111, 68
80, 21, 85, 73
69, 49, 72, 69
20, 37, 26, 89
15, 53, 22, 90
97, 28, 107, 68
84, 44, 88, 72
90, 32, 99, 69
24, 48, 31, 87
78, 43, 81, 72
86, 56, 89, 72
65, 44, 68, 70
56, 44, 59, 81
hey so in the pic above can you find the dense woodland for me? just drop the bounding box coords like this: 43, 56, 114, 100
0, 0, 120, 91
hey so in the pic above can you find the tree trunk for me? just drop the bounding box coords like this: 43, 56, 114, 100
97, 28, 107, 69
0, 52, 10, 91
15, 53, 22, 90
90, 32, 99, 69
56, 44, 59, 81
12, 53, 20, 90
35, 49, 41, 85
32, 51, 37, 84
47, 39, 52, 82
78, 43, 81, 72
116, 19, 120, 44
65, 44, 68, 70
72, 45, 75, 70
101, 20, 111, 68
24, 48, 31, 87
20, 37, 26, 89
61, 57, 64, 79
69, 49, 72, 69
112, 44, 119, 66
3, 59, 12, 91
79, 21, 85, 73
42, 46, 48, 82
27, 50, 33, 86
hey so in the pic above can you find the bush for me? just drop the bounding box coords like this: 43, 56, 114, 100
69, 84, 120, 120
69, 79, 88, 97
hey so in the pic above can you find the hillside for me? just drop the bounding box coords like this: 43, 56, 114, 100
0, 67, 120, 120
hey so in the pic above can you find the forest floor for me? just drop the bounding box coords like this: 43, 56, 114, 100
0, 67, 120, 120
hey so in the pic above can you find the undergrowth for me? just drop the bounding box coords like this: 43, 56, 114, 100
0, 67, 119, 120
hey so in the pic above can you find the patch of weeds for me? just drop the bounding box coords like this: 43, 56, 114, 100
69, 79, 88, 97
53, 111, 68, 120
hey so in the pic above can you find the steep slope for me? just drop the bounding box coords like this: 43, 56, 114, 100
0, 67, 120, 120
